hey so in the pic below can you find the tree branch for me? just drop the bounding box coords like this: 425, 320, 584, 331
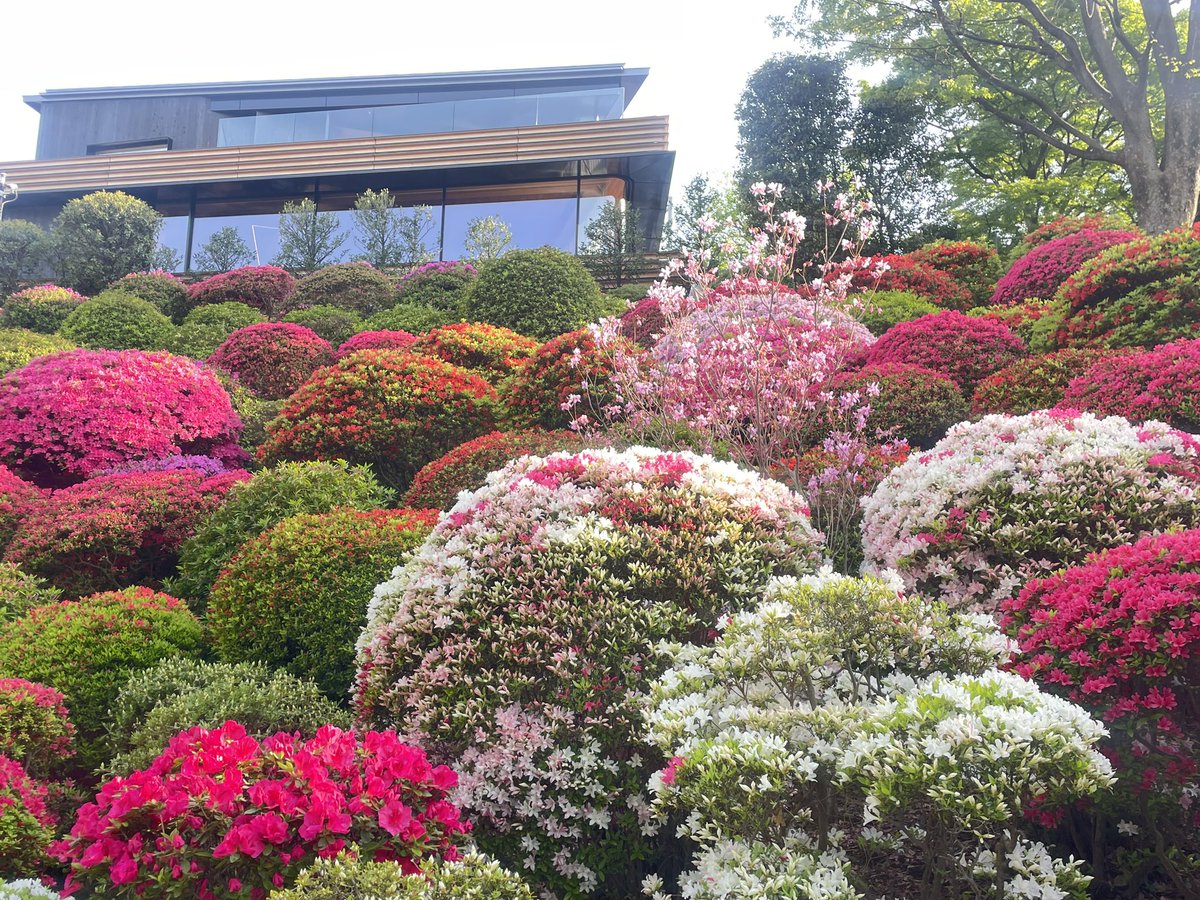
976, 95, 1125, 165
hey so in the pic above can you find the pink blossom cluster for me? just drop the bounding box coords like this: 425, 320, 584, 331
0, 677, 76, 773
1059, 337, 1200, 431
188, 266, 297, 317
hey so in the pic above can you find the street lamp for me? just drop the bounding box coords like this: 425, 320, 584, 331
0, 173, 18, 221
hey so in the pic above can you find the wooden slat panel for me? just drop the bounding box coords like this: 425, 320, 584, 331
0, 117, 670, 194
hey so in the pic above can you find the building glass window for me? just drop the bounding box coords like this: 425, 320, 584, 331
190, 197, 295, 270
158, 215, 190, 273
577, 177, 627, 253
317, 189, 444, 265
442, 182, 579, 260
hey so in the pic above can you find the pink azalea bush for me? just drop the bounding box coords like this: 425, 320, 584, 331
188, 266, 296, 317
0, 350, 244, 487
54, 721, 469, 899
356, 447, 823, 897
334, 330, 417, 360
0, 465, 43, 551
0, 754, 56, 878
990, 229, 1138, 307
0, 678, 76, 779
1, 285, 86, 334
208, 323, 333, 400
862, 410, 1200, 611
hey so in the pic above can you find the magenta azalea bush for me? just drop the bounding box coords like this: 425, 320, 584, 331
0, 465, 43, 552
990, 229, 1138, 307
1, 285, 86, 334
208, 323, 333, 400
188, 266, 296, 317
0, 350, 244, 487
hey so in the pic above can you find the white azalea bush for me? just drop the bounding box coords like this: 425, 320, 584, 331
355, 447, 824, 899
861, 410, 1200, 611
643, 570, 1114, 899
0, 882, 56, 900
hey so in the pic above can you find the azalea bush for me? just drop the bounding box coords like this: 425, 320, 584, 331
908, 239, 1001, 306
830, 362, 967, 449
4, 470, 245, 596
502, 328, 632, 430
54, 722, 470, 899
1003, 529, 1200, 897
0, 756, 55, 878
989, 229, 1137, 307
0, 587, 205, 769
166, 323, 228, 360
356, 447, 824, 897
366, 303, 458, 334
59, 291, 175, 351
0, 466, 42, 552
182, 301, 266, 333
0, 879, 57, 899
1015, 213, 1136, 256
0, 285, 85, 334
275, 852, 535, 899
466, 247, 604, 340
864, 310, 1025, 393
862, 410, 1200, 611
969, 297, 1057, 346
643, 569, 1109, 900
824, 252, 974, 309
335, 329, 417, 359
259, 351, 497, 491
402, 429, 582, 510
288, 262, 396, 316
971, 348, 1109, 416
0, 564, 59, 624
210, 508, 438, 698
618, 296, 665, 347
282, 305, 364, 347
0, 349, 244, 487
411, 322, 539, 384
0, 678, 75, 780
208, 323, 333, 400
188, 265, 296, 317
394, 261, 476, 312
109, 270, 189, 322
850, 289, 939, 336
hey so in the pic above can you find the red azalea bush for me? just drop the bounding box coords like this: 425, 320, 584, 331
830, 362, 967, 449
824, 254, 974, 310
1002, 529, 1200, 894
1, 284, 86, 333
1058, 337, 1200, 430
0, 678, 75, 779
0, 350, 244, 488
864, 310, 1026, 393
907, 240, 1001, 307
619, 296, 664, 347
189, 266, 297, 318
971, 348, 1110, 416
258, 351, 497, 491
0, 754, 55, 877
54, 721, 470, 899
402, 429, 583, 510
208, 323, 333, 400
411, 322, 539, 384
990, 229, 1138, 308
0, 465, 42, 552
334, 330, 417, 360
4, 470, 247, 596
287, 263, 397, 317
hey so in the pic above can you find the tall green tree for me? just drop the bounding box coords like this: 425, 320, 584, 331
582, 199, 643, 286
351, 189, 417, 268
274, 199, 347, 271
193, 226, 254, 273
0, 220, 48, 295
51, 191, 161, 293
463, 215, 512, 263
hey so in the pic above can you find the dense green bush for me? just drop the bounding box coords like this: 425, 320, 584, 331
283, 304, 364, 346
971, 348, 1110, 416
108, 270, 189, 322
467, 247, 604, 340
394, 260, 477, 311
171, 459, 392, 610
0, 564, 59, 625
166, 323, 227, 359
0, 221, 48, 297
49, 191, 161, 294
0, 587, 205, 769
830, 362, 969, 449
236, 397, 287, 459
210, 507, 438, 697
273, 853, 536, 899
0, 330, 75, 376
366, 302, 458, 333
850, 290, 940, 336
59, 291, 175, 351
103, 658, 349, 776
604, 283, 649, 303
288, 262, 396, 316
1, 285, 86, 334
182, 300, 266, 332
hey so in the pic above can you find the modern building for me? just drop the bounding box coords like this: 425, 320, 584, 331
2, 64, 673, 270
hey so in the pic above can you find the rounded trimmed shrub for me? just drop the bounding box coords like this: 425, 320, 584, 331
103, 658, 350, 776
166, 322, 228, 359
825, 253, 974, 310
0, 756, 55, 878
0, 349, 244, 487
356, 447, 824, 897
1058, 337, 1200, 430
862, 410, 1200, 611
908, 239, 1001, 306
187, 265, 296, 317
395, 260, 477, 312
282, 305, 363, 347
467, 247, 603, 340
0, 678, 75, 779
830, 362, 968, 449
366, 303, 459, 334
1, 285, 85, 334
208, 323, 333, 400
59, 291, 175, 351
0, 328, 72, 380
4, 470, 245, 597
617, 295, 664, 346
50, 190, 160, 295
182, 300, 266, 332
411, 322, 539, 384
0, 466, 43, 552
502, 328, 630, 430
990, 228, 1138, 308
0, 564, 59, 625
1057, 222, 1200, 349
0, 587, 205, 768
172, 460, 392, 610
1015, 212, 1137, 257
275, 852, 536, 899
402, 429, 582, 510
851, 289, 940, 336
335, 329, 417, 360
971, 348, 1109, 416
288, 262, 396, 315
864, 310, 1026, 393
108, 270, 189, 322
967, 297, 1056, 347
259, 351, 498, 491
210, 508, 438, 698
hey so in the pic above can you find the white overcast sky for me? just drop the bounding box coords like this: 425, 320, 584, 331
0, 0, 809, 196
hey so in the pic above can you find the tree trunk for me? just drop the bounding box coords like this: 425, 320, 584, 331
1128, 163, 1200, 234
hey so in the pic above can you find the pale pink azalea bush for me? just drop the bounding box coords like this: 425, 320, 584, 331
355, 446, 823, 898
862, 410, 1200, 611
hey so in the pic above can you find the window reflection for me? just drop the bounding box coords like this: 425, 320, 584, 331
190, 197, 290, 270
317, 190, 444, 265
158, 216, 189, 272
442, 182, 579, 259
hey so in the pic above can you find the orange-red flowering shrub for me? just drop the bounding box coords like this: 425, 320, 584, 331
188, 266, 296, 317
824, 254, 974, 310
907, 240, 1001, 307
411, 322, 539, 384
208, 323, 333, 400
334, 330, 417, 360
503, 329, 632, 430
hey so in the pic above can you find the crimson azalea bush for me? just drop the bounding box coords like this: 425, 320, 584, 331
0, 755, 55, 878
1057, 222, 1200, 349
209, 508, 438, 699
356, 447, 824, 897
971, 348, 1110, 416
618, 296, 663, 347
411, 322, 539, 384
864, 310, 1026, 393
59, 291, 175, 351
502, 328, 631, 430
1016, 212, 1137, 255
109, 270, 190, 322
851, 289, 940, 336
0, 466, 42, 552
907, 239, 1001, 306
824, 253, 974, 310
287, 262, 396, 316
1058, 337, 1200, 431
0, 329, 76, 376
335, 329, 417, 360
0, 349, 244, 487
830, 362, 967, 449
259, 351, 497, 491
862, 410, 1200, 612
989, 229, 1138, 307
0, 587, 205, 769
402, 429, 582, 510
188, 265, 297, 317
0, 678, 75, 779
4, 470, 246, 596
395, 261, 477, 312
1002, 529, 1200, 897
54, 721, 470, 899
208, 323, 333, 400
1, 285, 85, 334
